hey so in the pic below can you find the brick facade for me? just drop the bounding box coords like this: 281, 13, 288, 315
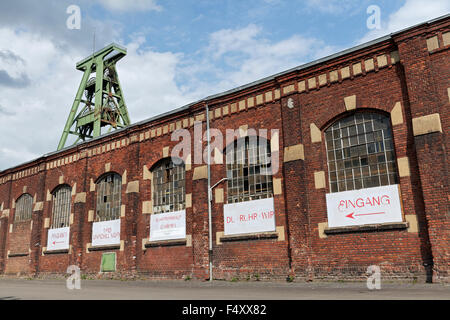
0, 16, 448, 282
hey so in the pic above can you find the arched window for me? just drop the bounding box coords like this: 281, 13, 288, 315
15, 194, 33, 222
51, 185, 72, 228
325, 112, 399, 193
96, 173, 121, 221
226, 136, 273, 203
152, 158, 185, 213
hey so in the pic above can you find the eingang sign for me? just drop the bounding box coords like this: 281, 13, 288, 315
325, 184, 403, 228
47, 227, 70, 251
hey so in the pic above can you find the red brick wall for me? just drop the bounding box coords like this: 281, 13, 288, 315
4, 168, 46, 275
394, 22, 450, 281
136, 123, 195, 278
38, 152, 86, 274
0, 180, 11, 273
288, 62, 431, 280
209, 100, 290, 280
0, 16, 448, 282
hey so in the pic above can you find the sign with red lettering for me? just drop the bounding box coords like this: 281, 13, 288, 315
150, 210, 186, 241
223, 197, 276, 235
46, 227, 70, 251
92, 219, 121, 246
326, 184, 403, 228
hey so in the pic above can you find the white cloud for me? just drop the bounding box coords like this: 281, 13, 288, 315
189, 24, 339, 92
0, 147, 39, 168
0, 7, 341, 171
117, 37, 193, 122
306, 0, 362, 14
0, 28, 187, 170
262, 0, 281, 3
0, 21, 337, 170
208, 24, 263, 59
98, 0, 162, 12
359, 0, 450, 43
0, 28, 84, 170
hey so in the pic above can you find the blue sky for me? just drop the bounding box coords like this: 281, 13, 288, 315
0, 0, 448, 170
92, 0, 401, 51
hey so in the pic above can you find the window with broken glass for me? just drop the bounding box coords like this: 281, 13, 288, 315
152, 158, 186, 214
226, 136, 273, 203
15, 194, 33, 222
96, 173, 122, 221
51, 185, 72, 228
325, 112, 399, 193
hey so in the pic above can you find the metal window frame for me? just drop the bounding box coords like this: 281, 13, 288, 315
15, 194, 33, 222
95, 173, 122, 222
152, 158, 186, 214
51, 185, 72, 229
226, 136, 273, 203
325, 112, 399, 193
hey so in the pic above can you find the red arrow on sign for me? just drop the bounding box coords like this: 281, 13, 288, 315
346, 212, 385, 219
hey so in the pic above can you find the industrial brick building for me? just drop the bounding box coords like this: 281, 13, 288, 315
0, 15, 448, 282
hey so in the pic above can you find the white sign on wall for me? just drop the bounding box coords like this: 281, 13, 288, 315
326, 184, 403, 228
47, 227, 70, 251
150, 210, 186, 241
92, 219, 121, 246
224, 197, 276, 236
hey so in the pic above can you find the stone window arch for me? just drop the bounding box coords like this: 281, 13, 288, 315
95, 173, 122, 221
325, 112, 399, 193
225, 136, 273, 203
51, 185, 72, 228
152, 158, 186, 214
15, 193, 33, 222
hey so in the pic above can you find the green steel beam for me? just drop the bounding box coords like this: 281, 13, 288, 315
111, 66, 131, 125
57, 43, 131, 150
93, 55, 104, 138
57, 62, 93, 150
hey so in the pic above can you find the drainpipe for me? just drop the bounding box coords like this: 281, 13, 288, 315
206, 104, 228, 282
206, 104, 213, 282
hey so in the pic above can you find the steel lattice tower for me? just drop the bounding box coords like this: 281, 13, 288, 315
57, 43, 131, 150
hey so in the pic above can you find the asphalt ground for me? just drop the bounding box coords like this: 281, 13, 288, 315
0, 277, 448, 300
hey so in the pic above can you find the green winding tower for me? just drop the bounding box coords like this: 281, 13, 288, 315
57, 43, 131, 150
